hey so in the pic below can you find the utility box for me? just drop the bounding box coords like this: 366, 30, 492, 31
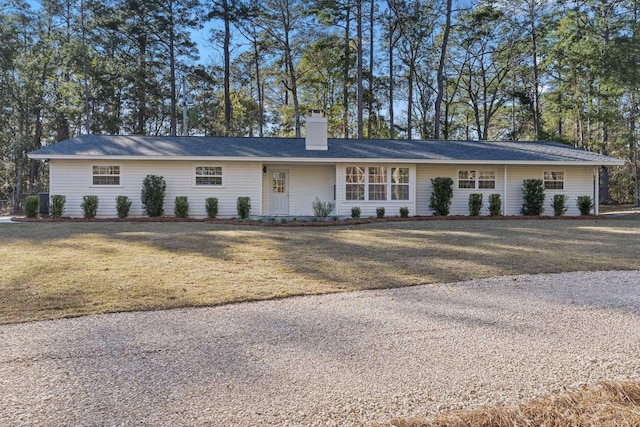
38, 192, 49, 215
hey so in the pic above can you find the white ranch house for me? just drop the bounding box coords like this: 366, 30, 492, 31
29, 113, 623, 218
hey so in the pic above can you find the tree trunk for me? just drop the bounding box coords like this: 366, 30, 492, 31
343, 0, 350, 139
367, 0, 374, 138
356, 0, 363, 139
389, 22, 395, 139
169, 0, 177, 136
434, 0, 452, 140
223, 0, 232, 136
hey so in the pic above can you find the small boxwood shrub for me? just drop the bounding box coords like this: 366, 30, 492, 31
24, 195, 39, 218
81, 195, 99, 219
521, 179, 545, 216
311, 197, 335, 219
351, 206, 361, 219
399, 206, 409, 218
205, 197, 219, 219
141, 175, 166, 217
577, 195, 594, 215
468, 193, 483, 216
376, 206, 385, 218
551, 194, 568, 216
237, 196, 251, 219
489, 194, 501, 216
116, 196, 132, 218
430, 177, 454, 216
174, 196, 189, 218
50, 195, 66, 218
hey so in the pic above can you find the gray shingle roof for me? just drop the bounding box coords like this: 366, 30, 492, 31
28, 134, 623, 165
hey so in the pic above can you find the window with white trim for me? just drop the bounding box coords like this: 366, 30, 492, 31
368, 166, 387, 200
458, 170, 495, 189
195, 166, 222, 186
544, 171, 564, 190
391, 167, 410, 200
92, 166, 120, 185
346, 166, 365, 200
345, 166, 410, 201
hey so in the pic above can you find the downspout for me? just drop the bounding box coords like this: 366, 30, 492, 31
503, 165, 508, 215
594, 167, 600, 215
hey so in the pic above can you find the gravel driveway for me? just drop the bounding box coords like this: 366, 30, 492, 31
2, 270, 640, 426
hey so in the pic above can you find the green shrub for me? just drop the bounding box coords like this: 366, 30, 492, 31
237, 196, 251, 219
430, 177, 454, 216
50, 195, 66, 218
174, 196, 189, 218
577, 196, 594, 215
551, 194, 569, 216
24, 195, 39, 218
468, 193, 483, 216
489, 194, 502, 216
116, 196, 132, 218
81, 195, 99, 219
205, 197, 219, 219
521, 179, 545, 215
376, 206, 385, 218
351, 206, 361, 219
141, 175, 166, 217
399, 206, 409, 218
311, 197, 335, 219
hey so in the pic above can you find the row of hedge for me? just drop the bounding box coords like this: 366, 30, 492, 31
429, 177, 594, 216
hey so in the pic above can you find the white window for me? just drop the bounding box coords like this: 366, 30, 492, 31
368, 166, 387, 201
544, 171, 564, 190
195, 166, 222, 186
346, 166, 410, 201
92, 166, 120, 186
458, 170, 495, 189
346, 166, 365, 200
391, 167, 410, 200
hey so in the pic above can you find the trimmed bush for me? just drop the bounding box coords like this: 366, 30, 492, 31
521, 179, 545, 216
141, 175, 166, 217
351, 206, 361, 219
81, 195, 99, 219
376, 206, 385, 219
174, 196, 189, 218
430, 177, 454, 216
237, 196, 251, 219
399, 206, 409, 218
468, 193, 483, 216
50, 195, 66, 218
116, 196, 132, 218
312, 197, 335, 219
551, 194, 569, 216
205, 197, 219, 219
489, 194, 502, 216
24, 195, 39, 218
577, 196, 594, 215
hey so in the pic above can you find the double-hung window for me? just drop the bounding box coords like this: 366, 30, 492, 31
458, 170, 496, 189
92, 166, 120, 186
368, 167, 387, 200
346, 166, 365, 200
544, 171, 564, 190
346, 166, 410, 201
391, 167, 410, 200
195, 166, 223, 186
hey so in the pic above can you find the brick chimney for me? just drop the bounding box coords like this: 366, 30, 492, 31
305, 110, 328, 151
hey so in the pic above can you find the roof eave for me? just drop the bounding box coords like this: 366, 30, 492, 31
28, 154, 624, 166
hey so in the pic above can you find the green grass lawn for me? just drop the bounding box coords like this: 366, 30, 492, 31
1, 216, 640, 324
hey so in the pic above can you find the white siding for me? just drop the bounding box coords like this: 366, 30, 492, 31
416, 164, 595, 216
335, 163, 417, 218
262, 165, 335, 216
49, 160, 262, 218
505, 165, 595, 216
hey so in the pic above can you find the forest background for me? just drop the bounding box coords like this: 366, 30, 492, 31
1, 0, 640, 214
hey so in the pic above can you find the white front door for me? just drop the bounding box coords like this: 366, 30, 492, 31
269, 170, 289, 215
